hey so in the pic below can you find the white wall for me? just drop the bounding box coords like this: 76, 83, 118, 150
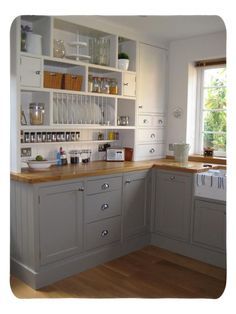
166, 31, 226, 155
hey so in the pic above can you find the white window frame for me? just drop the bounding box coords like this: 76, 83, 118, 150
195, 64, 226, 157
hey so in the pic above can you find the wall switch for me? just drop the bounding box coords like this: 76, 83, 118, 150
21, 147, 31, 157
169, 143, 174, 151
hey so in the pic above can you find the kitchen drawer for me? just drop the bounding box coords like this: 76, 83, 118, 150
138, 114, 165, 127
86, 176, 122, 195
137, 128, 165, 143
136, 143, 165, 160
85, 190, 122, 223
85, 216, 121, 251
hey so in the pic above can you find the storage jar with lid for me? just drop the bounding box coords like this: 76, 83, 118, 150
69, 150, 80, 164
29, 103, 45, 125
109, 79, 118, 95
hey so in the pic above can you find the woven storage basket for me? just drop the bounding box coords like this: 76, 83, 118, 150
44, 71, 63, 89
62, 74, 83, 91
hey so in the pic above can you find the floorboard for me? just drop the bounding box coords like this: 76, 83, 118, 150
10, 245, 226, 298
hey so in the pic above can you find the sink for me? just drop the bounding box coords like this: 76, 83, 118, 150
194, 169, 226, 201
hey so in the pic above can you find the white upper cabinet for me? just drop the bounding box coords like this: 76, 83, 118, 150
138, 43, 167, 114
20, 55, 42, 88
123, 72, 136, 97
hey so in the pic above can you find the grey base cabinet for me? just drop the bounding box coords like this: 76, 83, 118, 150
155, 170, 192, 241
10, 171, 150, 289
192, 198, 226, 252
152, 169, 226, 268
123, 171, 149, 238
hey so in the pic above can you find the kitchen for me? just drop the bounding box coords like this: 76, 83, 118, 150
9, 15, 227, 299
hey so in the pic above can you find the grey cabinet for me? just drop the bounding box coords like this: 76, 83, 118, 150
39, 182, 84, 265
123, 171, 148, 238
192, 199, 226, 252
155, 170, 192, 241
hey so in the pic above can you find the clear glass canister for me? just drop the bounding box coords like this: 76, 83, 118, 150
109, 79, 118, 95
29, 103, 45, 125
53, 39, 66, 58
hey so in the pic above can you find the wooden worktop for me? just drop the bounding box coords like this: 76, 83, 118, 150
10, 159, 226, 184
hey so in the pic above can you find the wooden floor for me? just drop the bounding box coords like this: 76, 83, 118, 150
10, 245, 226, 298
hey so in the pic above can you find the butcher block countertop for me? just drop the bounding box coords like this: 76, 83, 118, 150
10, 158, 226, 184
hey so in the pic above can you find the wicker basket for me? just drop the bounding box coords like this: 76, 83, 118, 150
62, 74, 83, 91
44, 71, 63, 89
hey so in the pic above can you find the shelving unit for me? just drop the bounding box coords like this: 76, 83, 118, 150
10, 15, 139, 171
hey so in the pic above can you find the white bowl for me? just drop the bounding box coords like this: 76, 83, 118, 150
27, 160, 55, 170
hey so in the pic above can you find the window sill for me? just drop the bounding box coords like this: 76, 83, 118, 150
166, 154, 226, 165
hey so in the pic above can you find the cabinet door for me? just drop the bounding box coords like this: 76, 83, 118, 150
39, 182, 84, 265
20, 55, 42, 87
123, 171, 148, 238
123, 72, 136, 97
192, 199, 226, 252
155, 171, 192, 241
138, 43, 166, 113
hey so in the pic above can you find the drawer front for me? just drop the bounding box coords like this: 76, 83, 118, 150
85, 190, 122, 223
138, 115, 165, 127
85, 216, 121, 250
136, 143, 165, 160
137, 128, 165, 143
86, 176, 122, 195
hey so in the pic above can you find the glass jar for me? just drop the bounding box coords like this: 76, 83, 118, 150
88, 75, 93, 92
109, 79, 118, 95
53, 39, 66, 58
69, 150, 80, 164
120, 116, 129, 126
29, 103, 45, 125
100, 78, 110, 94
92, 77, 101, 93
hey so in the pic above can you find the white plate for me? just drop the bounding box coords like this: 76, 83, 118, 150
68, 41, 87, 47
27, 160, 56, 170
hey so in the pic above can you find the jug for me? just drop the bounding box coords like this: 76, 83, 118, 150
173, 143, 190, 163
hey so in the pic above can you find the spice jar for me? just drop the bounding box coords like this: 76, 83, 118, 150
29, 103, 45, 125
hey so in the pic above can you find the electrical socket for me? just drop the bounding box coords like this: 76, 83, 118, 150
21, 147, 31, 157
169, 143, 174, 151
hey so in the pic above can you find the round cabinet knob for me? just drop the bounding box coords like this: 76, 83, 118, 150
158, 119, 163, 125
35, 70, 41, 75
138, 105, 143, 109
143, 119, 149, 124
101, 203, 109, 211
123, 82, 129, 86
170, 176, 175, 181
125, 179, 131, 184
149, 148, 155, 153
101, 230, 109, 237
102, 183, 109, 190
78, 186, 84, 192
150, 133, 156, 139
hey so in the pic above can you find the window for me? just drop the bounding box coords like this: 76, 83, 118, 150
195, 63, 226, 157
